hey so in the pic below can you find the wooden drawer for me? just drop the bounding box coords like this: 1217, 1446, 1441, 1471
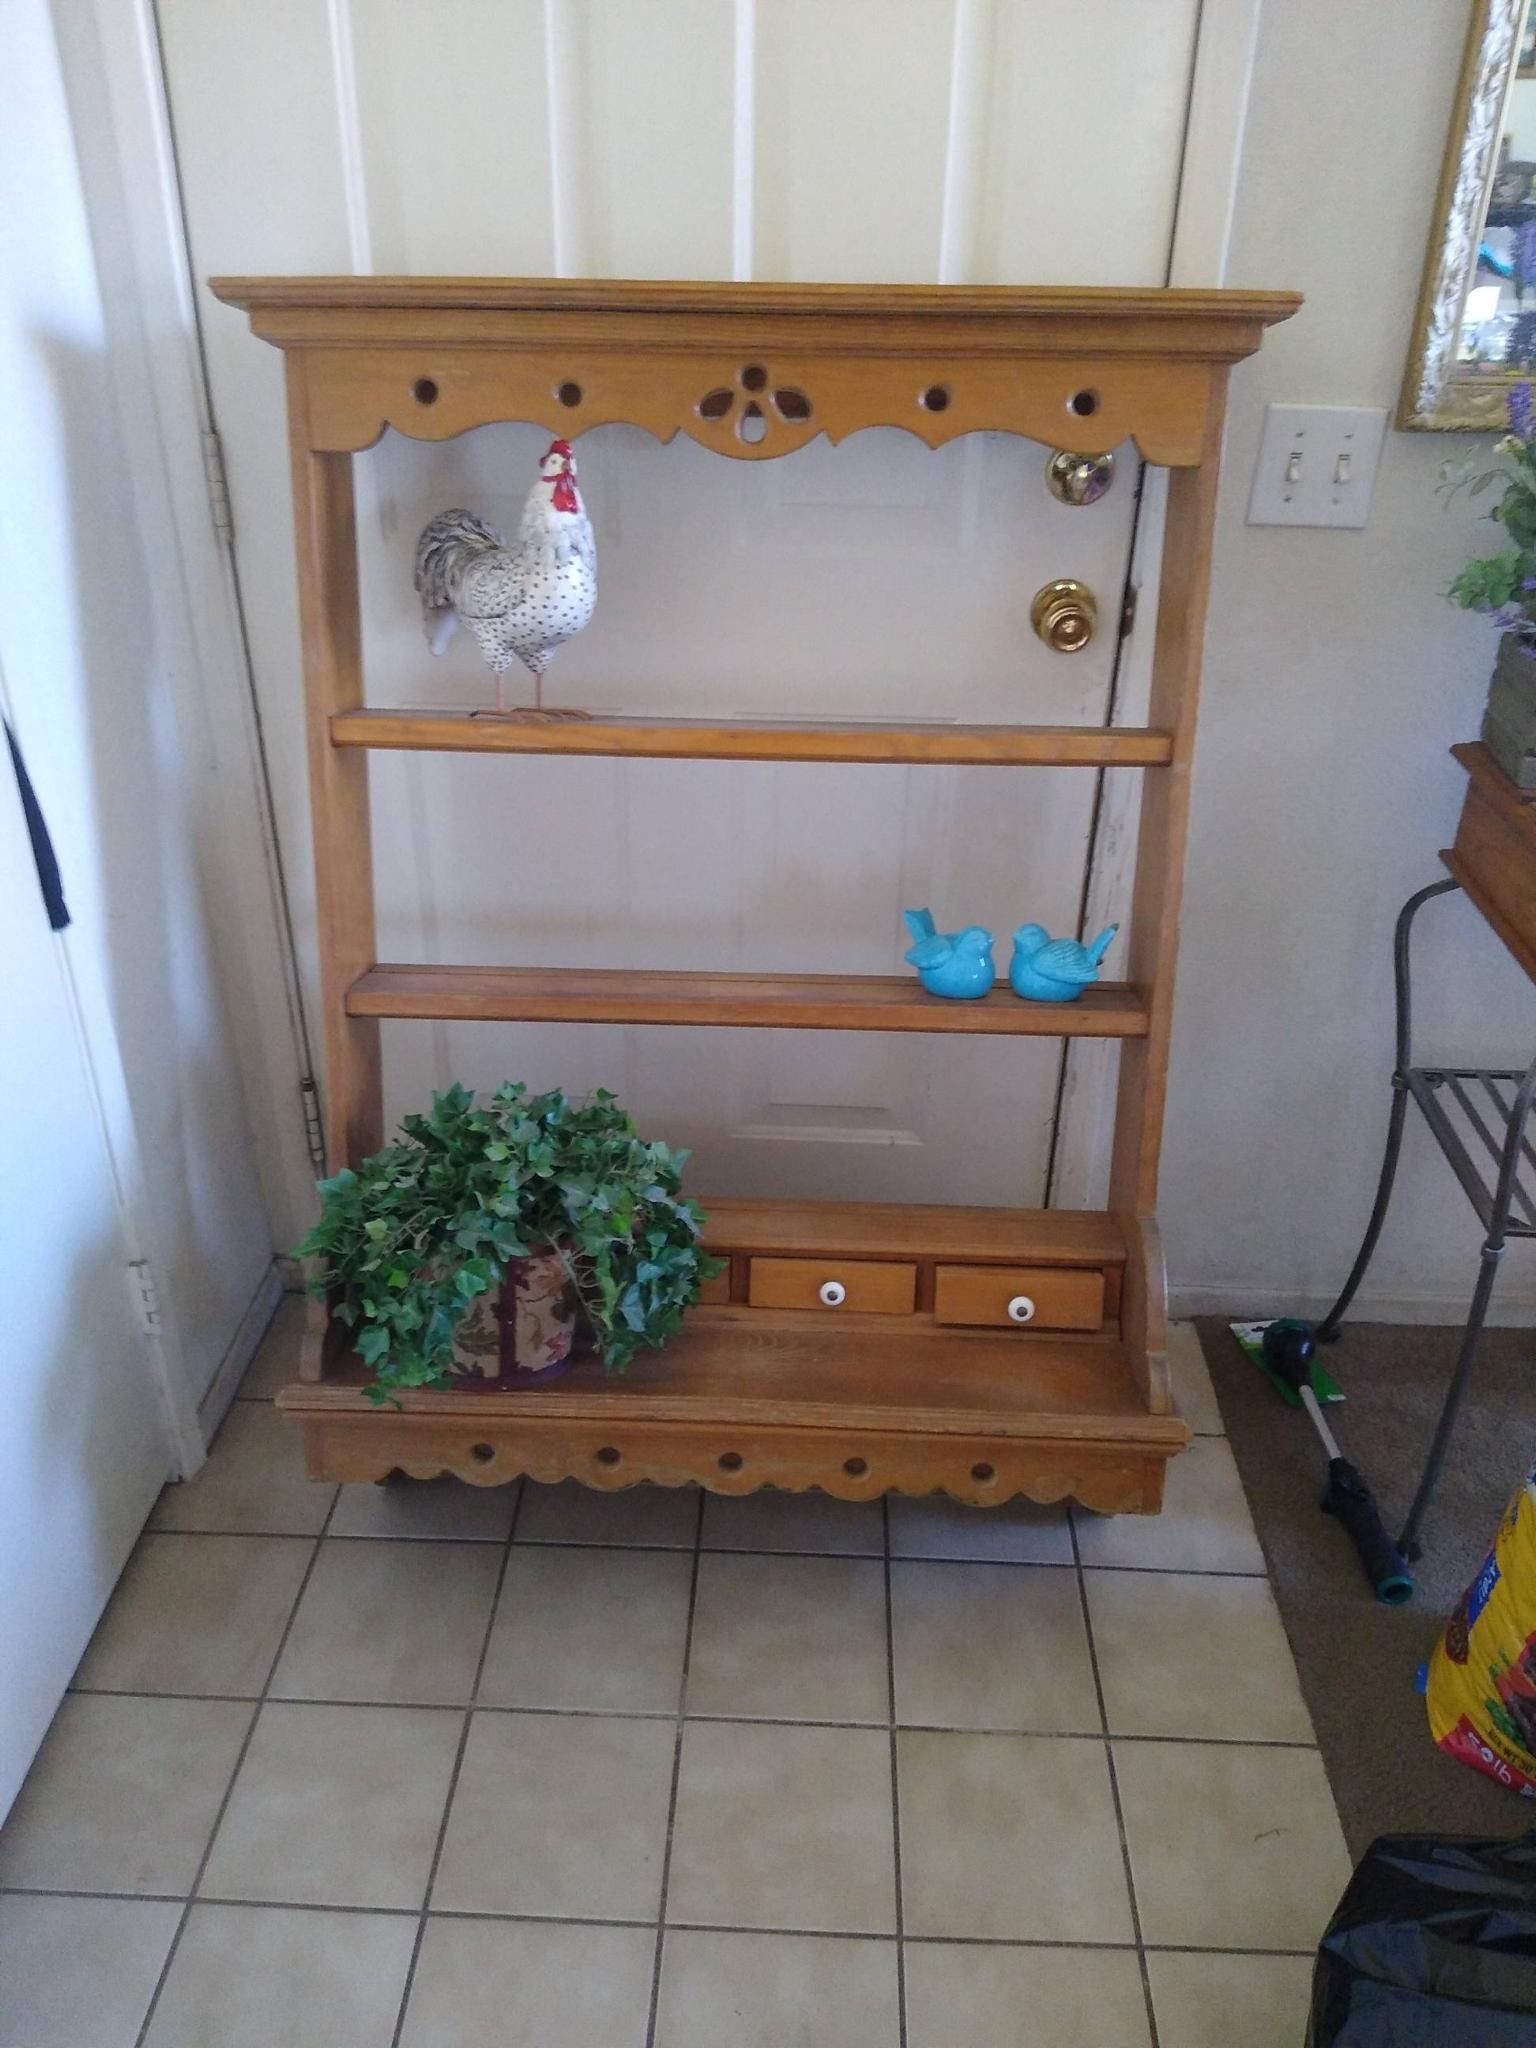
933, 1264, 1104, 1331
748, 1257, 917, 1315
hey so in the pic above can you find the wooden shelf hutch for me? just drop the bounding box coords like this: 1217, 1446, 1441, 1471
211, 276, 1297, 1515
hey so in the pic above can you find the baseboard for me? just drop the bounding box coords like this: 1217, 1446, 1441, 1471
195, 1262, 286, 1441
1169, 1281, 1536, 1328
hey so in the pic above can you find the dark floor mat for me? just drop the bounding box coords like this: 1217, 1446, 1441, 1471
1194, 1315, 1536, 1857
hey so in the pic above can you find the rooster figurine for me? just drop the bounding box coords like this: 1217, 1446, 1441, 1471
414, 439, 596, 718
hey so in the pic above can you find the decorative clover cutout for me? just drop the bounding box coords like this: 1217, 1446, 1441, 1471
695, 362, 814, 444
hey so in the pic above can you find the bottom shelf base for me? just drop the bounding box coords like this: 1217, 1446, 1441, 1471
277, 1310, 1189, 1513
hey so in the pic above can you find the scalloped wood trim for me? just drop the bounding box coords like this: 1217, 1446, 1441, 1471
297, 346, 1217, 465
279, 1405, 1180, 1513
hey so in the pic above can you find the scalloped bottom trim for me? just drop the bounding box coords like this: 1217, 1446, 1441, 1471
283, 1411, 1180, 1515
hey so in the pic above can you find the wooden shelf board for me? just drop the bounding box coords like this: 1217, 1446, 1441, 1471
697, 1197, 1125, 1268
331, 708, 1174, 768
280, 1310, 1183, 1444
1453, 740, 1536, 806
346, 964, 1149, 1037
1441, 847, 1536, 987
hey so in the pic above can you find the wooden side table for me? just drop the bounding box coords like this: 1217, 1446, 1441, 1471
1318, 743, 1536, 1557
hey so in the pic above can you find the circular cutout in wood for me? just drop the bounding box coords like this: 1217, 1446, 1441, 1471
843, 1455, 869, 1478
920, 384, 951, 412
717, 1451, 744, 1472
470, 1442, 494, 1463
740, 363, 768, 392
556, 380, 583, 408
412, 377, 440, 406
1067, 388, 1099, 417
970, 1461, 997, 1484
595, 1445, 622, 1467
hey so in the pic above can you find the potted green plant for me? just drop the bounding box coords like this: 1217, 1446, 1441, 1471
1446, 381, 1536, 785
297, 1082, 722, 1400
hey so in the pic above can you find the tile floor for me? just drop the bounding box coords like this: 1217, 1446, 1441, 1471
0, 1300, 1348, 2047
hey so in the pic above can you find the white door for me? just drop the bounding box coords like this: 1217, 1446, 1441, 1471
0, 749, 171, 1812
156, 0, 1202, 1206
0, 0, 179, 1817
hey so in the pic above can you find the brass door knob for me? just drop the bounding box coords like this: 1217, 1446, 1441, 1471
1030, 579, 1097, 653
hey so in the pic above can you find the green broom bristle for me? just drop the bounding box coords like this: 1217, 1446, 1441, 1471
1229, 1320, 1344, 1406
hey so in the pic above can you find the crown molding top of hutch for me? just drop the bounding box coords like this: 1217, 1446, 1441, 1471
207, 276, 1300, 462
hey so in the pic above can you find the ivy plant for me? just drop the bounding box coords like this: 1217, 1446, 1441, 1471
1444, 382, 1536, 642
297, 1083, 722, 1399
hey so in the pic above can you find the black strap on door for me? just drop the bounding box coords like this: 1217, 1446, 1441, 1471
6, 721, 69, 931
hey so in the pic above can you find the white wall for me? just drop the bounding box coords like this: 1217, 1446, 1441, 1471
1165, 0, 1536, 1321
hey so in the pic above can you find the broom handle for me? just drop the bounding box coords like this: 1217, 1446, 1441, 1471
1299, 1382, 1342, 1463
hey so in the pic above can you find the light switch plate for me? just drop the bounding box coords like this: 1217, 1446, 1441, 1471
1246, 404, 1388, 528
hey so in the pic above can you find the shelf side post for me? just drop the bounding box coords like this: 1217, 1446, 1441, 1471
1108, 373, 1230, 1405
286, 355, 382, 1174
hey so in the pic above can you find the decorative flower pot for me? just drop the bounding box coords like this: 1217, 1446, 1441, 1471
1483, 632, 1536, 789
449, 1247, 580, 1389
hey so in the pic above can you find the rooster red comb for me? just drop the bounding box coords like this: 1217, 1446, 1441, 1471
545, 439, 574, 463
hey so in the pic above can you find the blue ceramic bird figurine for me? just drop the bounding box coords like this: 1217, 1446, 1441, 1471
1009, 922, 1119, 1002
903, 908, 997, 1001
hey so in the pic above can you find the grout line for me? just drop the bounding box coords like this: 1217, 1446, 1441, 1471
51, 1685, 1322, 1749
189, 1896, 418, 1919
882, 1496, 909, 2048
131, 1490, 339, 2048
1071, 1511, 1160, 2048
389, 1479, 525, 2048
67, 1691, 490, 1714
0, 1885, 188, 1905
138, 1519, 337, 1542
644, 1487, 705, 2048
127, 1524, 1270, 1579
0, 1882, 1323, 1959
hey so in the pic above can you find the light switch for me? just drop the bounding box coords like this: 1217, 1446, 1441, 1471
1246, 404, 1388, 528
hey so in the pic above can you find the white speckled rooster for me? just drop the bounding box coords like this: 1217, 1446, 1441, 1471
414, 438, 596, 717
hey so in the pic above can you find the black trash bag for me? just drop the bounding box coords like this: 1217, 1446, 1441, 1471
1308, 1831, 1536, 2045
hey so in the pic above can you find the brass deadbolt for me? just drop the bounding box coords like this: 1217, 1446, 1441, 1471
1030, 578, 1097, 653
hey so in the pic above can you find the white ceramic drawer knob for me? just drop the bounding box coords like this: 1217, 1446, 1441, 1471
1007, 1294, 1037, 1325
819, 1279, 847, 1308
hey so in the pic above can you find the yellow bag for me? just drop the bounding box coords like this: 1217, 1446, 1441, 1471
1427, 1466, 1536, 1798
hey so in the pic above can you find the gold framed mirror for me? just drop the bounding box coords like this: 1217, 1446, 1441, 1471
1403, 0, 1536, 430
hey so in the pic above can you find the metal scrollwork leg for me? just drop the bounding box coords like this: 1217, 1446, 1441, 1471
1316, 878, 1462, 1343
1396, 1048, 1536, 1558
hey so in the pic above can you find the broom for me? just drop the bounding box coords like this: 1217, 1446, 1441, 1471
1238, 1318, 1413, 1606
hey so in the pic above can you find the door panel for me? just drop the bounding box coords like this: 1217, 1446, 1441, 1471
350, 0, 556, 275
157, 0, 1199, 1208
754, 0, 954, 283
978, 0, 1200, 283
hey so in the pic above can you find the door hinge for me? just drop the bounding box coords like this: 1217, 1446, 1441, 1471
202, 425, 234, 548
1118, 581, 1139, 639
127, 1259, 163, 1336
300, 1073, 328, 1177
